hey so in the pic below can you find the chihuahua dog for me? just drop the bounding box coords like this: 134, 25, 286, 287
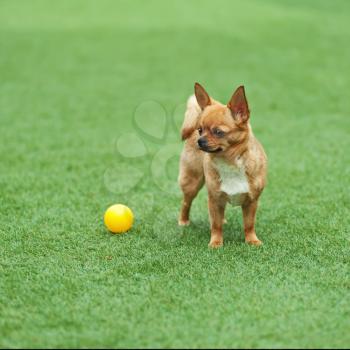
178, 83, 267, 248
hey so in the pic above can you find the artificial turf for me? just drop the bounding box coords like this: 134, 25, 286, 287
1, 0, 350, 348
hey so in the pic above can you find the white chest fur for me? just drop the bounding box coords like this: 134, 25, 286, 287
214, 158, 249, 205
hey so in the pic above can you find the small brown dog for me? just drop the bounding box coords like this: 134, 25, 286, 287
178, 83, 267, 248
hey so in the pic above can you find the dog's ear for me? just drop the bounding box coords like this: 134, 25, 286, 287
227, 85, 250, 123
194, 82, 211, 110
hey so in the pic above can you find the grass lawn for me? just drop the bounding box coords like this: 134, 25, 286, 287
1, 0, 350, 348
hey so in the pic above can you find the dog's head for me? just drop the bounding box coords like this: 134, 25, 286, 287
194, 83, 250, 154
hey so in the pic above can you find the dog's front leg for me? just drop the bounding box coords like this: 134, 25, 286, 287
208, 193, 226, 248
242, 200, 262, 246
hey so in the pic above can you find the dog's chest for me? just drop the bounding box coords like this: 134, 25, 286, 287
214, 158, 249, 205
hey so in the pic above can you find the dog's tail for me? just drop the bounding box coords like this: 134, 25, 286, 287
181, 95, 201, 140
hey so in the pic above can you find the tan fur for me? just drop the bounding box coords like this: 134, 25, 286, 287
178, 83, 267, 248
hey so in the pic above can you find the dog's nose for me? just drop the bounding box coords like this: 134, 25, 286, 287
198, 138, 207, 148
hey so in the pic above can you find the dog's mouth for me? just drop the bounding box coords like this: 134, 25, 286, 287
199, 146, 222, 153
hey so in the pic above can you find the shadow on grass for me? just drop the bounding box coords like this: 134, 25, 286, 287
177, 215, 245, 247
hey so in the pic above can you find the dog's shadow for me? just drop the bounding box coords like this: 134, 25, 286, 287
178, 211, 245, 246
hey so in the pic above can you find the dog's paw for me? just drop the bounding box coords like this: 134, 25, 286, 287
245, 238, 262, 246
208, 238, 223, 249
178, 219, 190, 226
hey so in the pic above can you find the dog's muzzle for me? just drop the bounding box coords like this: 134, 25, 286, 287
197, 138, 222, 153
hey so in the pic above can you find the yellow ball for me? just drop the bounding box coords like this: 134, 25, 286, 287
104, 204, 134, 234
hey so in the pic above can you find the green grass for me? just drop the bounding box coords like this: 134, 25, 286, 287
1, 0, 350, 348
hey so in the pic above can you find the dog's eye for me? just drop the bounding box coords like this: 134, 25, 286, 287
213, 128, 225, 137
198, 127, 203, 135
